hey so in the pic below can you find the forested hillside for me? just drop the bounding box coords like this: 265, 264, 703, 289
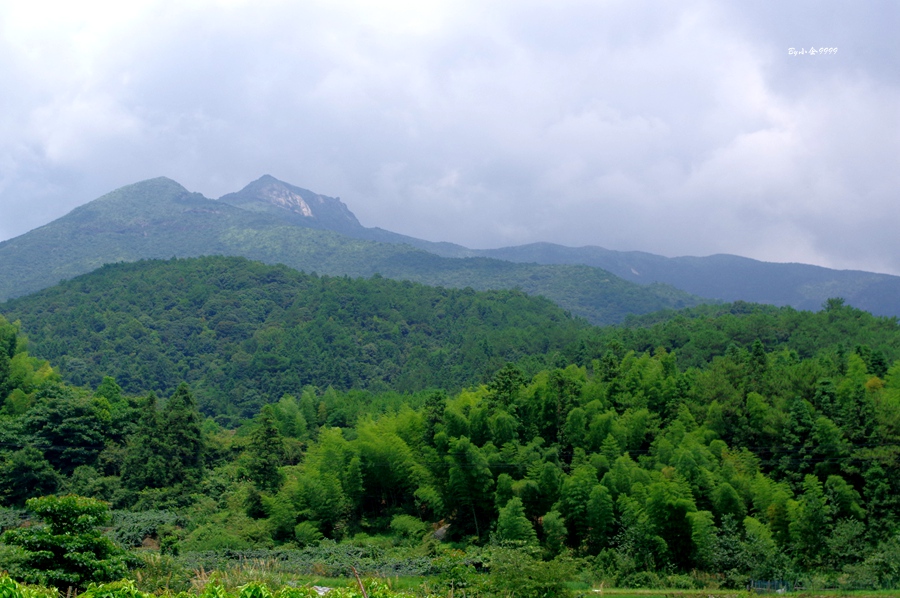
475, 244, 900, 317
582, 299, 900, 371
1, 294, 900, 589
0, 177, 704, 325
0, 256, 587, 422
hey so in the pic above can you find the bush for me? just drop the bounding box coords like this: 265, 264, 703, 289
618, 570, 662, 589
389, 516, 427, 546
79, 579, 152, 598
107, 510, 182, 547
0, 575, 57, 598
843, 534, 900, 589
294, 522, 324, 548
1, 495, 128, 590
487, 547, 578, 598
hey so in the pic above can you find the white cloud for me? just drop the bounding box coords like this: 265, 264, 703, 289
0, 0, 898, 275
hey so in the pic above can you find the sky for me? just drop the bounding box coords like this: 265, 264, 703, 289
1, 0, 898, 274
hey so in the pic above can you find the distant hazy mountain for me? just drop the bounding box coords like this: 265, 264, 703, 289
218, 175, 363, 234
219, 178, 900, 317
4, 174, 897, 320
0, 176, 702, 325
472, 243, 900, 317
224, 178, 900, 318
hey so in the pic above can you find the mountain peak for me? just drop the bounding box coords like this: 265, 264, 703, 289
218, 176, 362, 232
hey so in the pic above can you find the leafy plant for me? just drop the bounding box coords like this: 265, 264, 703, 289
1, 495, 128, 590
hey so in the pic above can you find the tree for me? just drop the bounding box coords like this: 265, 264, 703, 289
586, 483, 614, 552
558, 465, 596, 547
121, 393, 167, 491
495, 497, 538, 546
541, 510, 568, 557
713, 482, 746, 524
790, 474, 832, 568
495, 473, 515, 513
1, 495, 128, 590
161, 383, 205, 489
0, 448, 59, 507
422, 390, 447, 446
22, 385, 109, 476
487, 363, 524, 410
121, 384, 205, 498
246, 405, 284, 492
645, 479, 697, 570
0, 316, 18, 402
446, 436, 494, 539
687, 510, 717, 570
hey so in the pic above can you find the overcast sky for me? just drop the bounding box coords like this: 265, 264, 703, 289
1, 0, 898, 273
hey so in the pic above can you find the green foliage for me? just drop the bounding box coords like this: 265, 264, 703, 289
487, 547, 577, 598
1, 257, 592, 418
79, 579, 151, 598
844, 533, 900, 589
117, 384, 205, 508
494, 498, 537, 546
0, 449, 59, 507
389, 515, 427, 546
163, 384, 205, 489
21, 384, 109, 476
0, 575, 57, 598
5, 266, 900, 586
293, 521, 323, 547
540, 511, 567, 558
445, 436, 494, 540
105, 510, 182, 548
246, 406, 285, 492
1, 495, 128, 590
121, 393, 167, 492
790, 475, 831, 568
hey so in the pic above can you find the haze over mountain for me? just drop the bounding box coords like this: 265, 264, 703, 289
2, 175, 900, 321
0, 177, 702, 325
218, 175, 364, 235
211, 175, 900, 318
472, 245, 900, 317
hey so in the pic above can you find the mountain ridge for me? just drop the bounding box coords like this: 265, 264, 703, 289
472, 242, 900, 314
0, 176, 704, 325
2, 174, 900, 318
218, 175, 363, 234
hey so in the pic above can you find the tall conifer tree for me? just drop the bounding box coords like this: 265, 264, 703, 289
162, 383, 205, 489
247, 405, 284, 492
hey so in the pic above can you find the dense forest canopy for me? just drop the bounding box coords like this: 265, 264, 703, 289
0, 257, 587, 423
2, 263, 900, 589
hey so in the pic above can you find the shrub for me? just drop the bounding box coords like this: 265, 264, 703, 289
1, 495, 128, 590
0, 575, 57, 598
79, 579, 152, 598
487, 547, 577, 598
294, 522, 324, 548
389, 516, 427, 546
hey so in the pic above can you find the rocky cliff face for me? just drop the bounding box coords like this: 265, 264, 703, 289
218, 175, 362, 233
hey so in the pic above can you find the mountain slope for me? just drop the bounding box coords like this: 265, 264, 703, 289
474, 243, 900, 316
215, 177, 900, 318
0, 256, 591, 420
218, 175, 363, 234
8, 174, 897, 320
0, 177, 256, 298
0, 177, 703, 324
